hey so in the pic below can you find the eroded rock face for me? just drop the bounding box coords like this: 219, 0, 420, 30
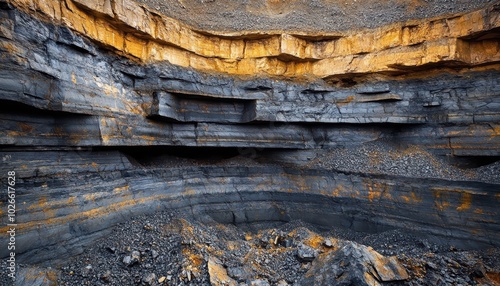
0, 0, 498, 277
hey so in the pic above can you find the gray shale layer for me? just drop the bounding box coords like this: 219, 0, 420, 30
0, 1, 499, 265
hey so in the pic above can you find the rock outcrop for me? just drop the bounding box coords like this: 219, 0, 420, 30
299, 240, 409, 285
0, 0, 499, 273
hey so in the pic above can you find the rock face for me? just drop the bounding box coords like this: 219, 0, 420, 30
0, 0, 499, 274
299, 240, 409, 285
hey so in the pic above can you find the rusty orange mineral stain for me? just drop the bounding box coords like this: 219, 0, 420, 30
7, 131, 20, 137
18, 123, 34, 133
304, 234, 324, 249
485, 272, 500, 284
0, 195, 174, 234
27, 196, 48, 211
113, 185, 130, 194
432, 189, 450, 211
182, 248, 204, 267
490, 125, 500, 139
366, 181, 391, 202
367, 184, 380, 202
183, 189, 196, 196
400, 191, 423, 204
337, 95, 355, 107
140, 135, 156, 142
456, 192, 472, 212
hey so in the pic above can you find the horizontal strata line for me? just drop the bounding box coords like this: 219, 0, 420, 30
5, 0, 500, 78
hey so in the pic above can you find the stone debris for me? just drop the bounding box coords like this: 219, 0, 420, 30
323, 239, 334, 248
31, 211, 496, 286
123, 250, 141, 266
277, 279, 289, 286
100, 270, 112, 282
13, 266, 59, 286
208, 257, 238, 286
297, 243, 318, 262
142, 272, 156, 285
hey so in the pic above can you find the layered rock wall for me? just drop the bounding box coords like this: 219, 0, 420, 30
1, 150, 499, 265
0, 0, 499, 264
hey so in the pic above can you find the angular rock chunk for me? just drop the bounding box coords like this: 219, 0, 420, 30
297, 242, 318, 262
208, 256, 237, 286
299, 241, 408, 285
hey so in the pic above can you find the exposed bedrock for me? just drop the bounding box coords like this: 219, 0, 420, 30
0, 0, 499, 267
1, 4, 499, 154
0, 149, 499, 265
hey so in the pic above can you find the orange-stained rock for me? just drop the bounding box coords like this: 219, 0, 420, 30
208, 257, 238, 286
72, 0, 113, 18
6, 0, 500, 79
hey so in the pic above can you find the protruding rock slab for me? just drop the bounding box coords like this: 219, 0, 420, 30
300, 241, 408, 285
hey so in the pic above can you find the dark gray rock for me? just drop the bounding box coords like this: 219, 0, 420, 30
14, 266, 59, 286
297, 243, 317, 262
142, 272, 156, 285
0, 5, 498, 155
299, 241, 408, 285
471, 262, 486, 278
0, 2, 499, 272
227, 266, 253, 281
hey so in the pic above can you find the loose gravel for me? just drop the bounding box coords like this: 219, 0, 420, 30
311, 141, 500, 184
134, 0, 496, 33
51, 210, 500, 286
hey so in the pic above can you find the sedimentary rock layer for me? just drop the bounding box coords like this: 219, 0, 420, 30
3, 0, 500, 78
0, 0, 498, 265
0, 150, 498, 265
1, 2, 499, 154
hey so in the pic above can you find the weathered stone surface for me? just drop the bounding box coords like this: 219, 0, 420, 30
0, 149, 498, 264
14, 266, 59, 286
149, 91, 258, 123
297, 243, 317, 262
0, 6, 498, 155
4, 0, 500, 77
208, 257, 237, 286
0, 0, 498, 271
299, 241, 408, 285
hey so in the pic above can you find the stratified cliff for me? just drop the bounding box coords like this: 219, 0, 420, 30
0, 0, 499, 284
